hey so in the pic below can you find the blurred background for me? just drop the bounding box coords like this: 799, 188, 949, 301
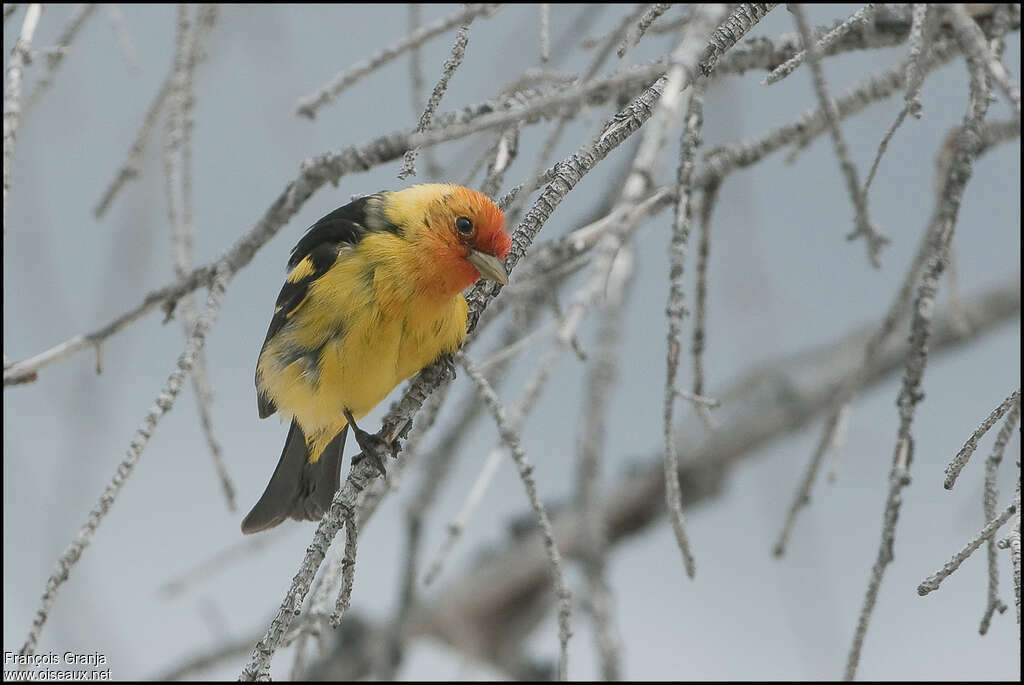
3, 4, 1020, 680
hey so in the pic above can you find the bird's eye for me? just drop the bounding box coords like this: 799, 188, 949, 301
455, 216, 475, 239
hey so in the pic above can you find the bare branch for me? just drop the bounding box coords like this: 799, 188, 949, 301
618, 3, 672, 59
763, 4, 880, 85
539, 3, 549, 63
699, 3, 778, 76
295, 4, 499, 119
981, 398, 1020, 634
944, 389, 1020, 490
789, 3, 888, 268
3, 2, 43, 225
399, 17, 475, 179
19, 268, 231, 658
410, 278, 1019, 673
903, 3, 932, 117
844, 10, 995, 676
458, 353, 573, 681
104, 4, 138, 70
25, 4, 97, 109
917, 498, 1018, 596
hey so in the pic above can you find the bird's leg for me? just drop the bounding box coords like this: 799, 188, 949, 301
344, 408, 390, 478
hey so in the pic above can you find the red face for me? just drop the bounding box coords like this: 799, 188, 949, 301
419, 187, 511, 295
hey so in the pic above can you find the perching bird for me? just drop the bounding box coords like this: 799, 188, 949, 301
242, 184, 511, 534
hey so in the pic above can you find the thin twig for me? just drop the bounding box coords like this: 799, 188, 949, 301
330, 509, 359, 626
980, 398, 1020, 634
296, 3, 499, 118
458, 353, 573, 681
903, 4, 932, 117
399, 17, 475, 179
93, 74, 174, 218
763, 4, 880, 85
773, 408, 844, 557
19, 268, 231, 658
576, 247, 633, 680
163, 5, 234, 511
26, 4, 97, 109
618, 3, 672, 59
663, 78, 708, 579
997, 478, 1021, 626
862, 104, 909, 196
691, 180, 720, 430
539, 3, 549, 63
790, 3, 888, 268
943, 389, 1020, 490
917, 499, 1018, 596
844, 10, 994, 677
3, 3, 43, 226
104, 4, 138, 70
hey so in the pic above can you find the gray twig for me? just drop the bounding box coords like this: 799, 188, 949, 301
944, 389, 1020, 490
25, 4, 96, 109
903, 4, 932, 117
399, 18, 475, 179
917, 498, 1018, 596
699, 3, 778, 76
844, 10, 994, 677
3, 3, 43, 226
763, 4, 880, 85
539, 3, 549, 63
163, 5, 233, 511
104, 5, 138, 70
296, 4, 499, 118
93, 73, 174, 218
19, 268, 231, 658
691, 180, 720, 430
980, 398, 1020, 634
790, 3, 888, 268
618, 3, 672, 59
458, 353, 573, 681
330, 510, 359, 627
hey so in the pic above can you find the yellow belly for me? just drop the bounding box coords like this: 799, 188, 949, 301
257, 253, 468, 461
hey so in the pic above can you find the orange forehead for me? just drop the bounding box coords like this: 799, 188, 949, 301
435, 186, 510, 259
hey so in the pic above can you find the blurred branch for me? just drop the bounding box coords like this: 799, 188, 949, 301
399, 276, 1019, 675
19, 268, 231, 659
844, 8, 995, 677
296, 4, 500, 119
25, 4, 96, 109
3, 2, 42, 226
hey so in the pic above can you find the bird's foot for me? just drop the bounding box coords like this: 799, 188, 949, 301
438, 353, 457, 382
344, 408, 390, 478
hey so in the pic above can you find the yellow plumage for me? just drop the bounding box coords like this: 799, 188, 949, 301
243, 184, 510, 533
257, 232, 469, 461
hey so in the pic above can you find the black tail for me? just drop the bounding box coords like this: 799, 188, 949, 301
241, 421, 347, 534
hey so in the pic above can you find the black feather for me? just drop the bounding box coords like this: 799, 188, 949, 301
241, 422, 348, 534
255, 195, 403, 419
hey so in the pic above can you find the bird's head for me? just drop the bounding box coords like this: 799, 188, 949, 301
394, 184, 511, 297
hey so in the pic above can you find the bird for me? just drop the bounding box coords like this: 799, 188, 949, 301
241, 184, 511, 534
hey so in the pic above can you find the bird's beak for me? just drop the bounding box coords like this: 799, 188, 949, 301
467, 249, 509, 285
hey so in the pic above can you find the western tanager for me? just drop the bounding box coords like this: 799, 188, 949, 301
242, 184, 510, 534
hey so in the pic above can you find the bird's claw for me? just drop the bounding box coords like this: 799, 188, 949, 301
345, 409, 391, 478
438, 353, 457, 382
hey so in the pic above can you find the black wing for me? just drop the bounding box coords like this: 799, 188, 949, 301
255, 194, 399, 418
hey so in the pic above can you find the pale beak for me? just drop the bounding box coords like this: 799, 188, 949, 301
467, 249, 509, 285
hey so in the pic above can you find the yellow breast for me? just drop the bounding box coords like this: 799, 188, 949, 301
257, 233, 468, 460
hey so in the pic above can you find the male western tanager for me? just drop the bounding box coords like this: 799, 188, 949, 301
242, 184, 511, 534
